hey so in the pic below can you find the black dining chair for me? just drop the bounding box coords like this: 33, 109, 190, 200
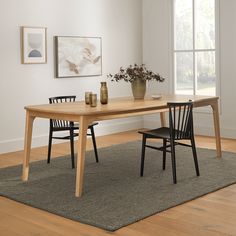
47, 95, 99, 168
138, 101, 200, 184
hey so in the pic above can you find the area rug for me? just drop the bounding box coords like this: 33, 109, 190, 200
1, 141, 236, 231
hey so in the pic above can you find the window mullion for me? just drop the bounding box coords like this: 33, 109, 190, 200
174, 49, 215, 53
193, 0, 196, 95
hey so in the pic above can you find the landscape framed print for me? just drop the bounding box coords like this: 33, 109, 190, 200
55, 36, 102, 78
21, 26, 47, 64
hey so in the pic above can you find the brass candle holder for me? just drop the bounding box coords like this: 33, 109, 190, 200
90, 94, 97, 107
85, 92, 92, 105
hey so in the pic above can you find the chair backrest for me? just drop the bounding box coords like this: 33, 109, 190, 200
167, 101, 194, 140
49, 96, 76, 128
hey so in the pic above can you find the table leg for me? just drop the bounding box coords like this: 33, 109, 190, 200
75, 116, 89, 197
22, 111, 35, 181
211, 100, 222, 157
160, 112, 166, 127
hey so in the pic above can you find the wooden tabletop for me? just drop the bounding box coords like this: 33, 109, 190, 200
25, 95, 219, 118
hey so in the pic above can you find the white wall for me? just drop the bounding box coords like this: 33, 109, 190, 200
0, 0, 143, 153
143, 0, 236, 139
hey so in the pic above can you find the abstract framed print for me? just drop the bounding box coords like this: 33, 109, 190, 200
21, 26, 47, 64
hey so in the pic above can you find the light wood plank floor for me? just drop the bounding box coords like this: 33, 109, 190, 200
1, 130, 236, 236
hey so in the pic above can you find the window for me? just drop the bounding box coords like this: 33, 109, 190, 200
173, 0, 218, 96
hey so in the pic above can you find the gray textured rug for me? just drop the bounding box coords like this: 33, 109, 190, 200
1, 141, 236, 231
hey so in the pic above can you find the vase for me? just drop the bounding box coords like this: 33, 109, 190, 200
100, 82, 108, 104
131, 78, 146, 99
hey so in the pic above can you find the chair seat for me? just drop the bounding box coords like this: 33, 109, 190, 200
139, 127, 189, 140
53, 122, 98, 131
139, 127, 171, 139
75, 122, 99, 128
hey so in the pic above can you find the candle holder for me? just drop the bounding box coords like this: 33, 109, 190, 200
85, 92, 92, 105
90, 94, 97, 107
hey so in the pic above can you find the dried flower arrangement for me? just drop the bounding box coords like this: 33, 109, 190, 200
107, 64, 165, 83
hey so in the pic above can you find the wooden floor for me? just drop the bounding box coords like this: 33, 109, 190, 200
1, 130, 236, 236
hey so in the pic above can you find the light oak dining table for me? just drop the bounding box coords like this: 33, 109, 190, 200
22, 94, 221, 197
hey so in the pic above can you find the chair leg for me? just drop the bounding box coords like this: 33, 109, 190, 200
90, 126, 99, 163
170, 138, 177, 184
190, 136, 200, 176
140, 135, 147, 177
162, 139, 167, 170
47, 128, 53, 164
69, 128, 75, 169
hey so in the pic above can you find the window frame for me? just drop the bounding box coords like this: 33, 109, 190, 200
170, 0, 220, 112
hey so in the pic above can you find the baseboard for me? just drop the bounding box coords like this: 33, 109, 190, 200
2, 116, 234, 154
194, 125, 236, 139
0, 117, 143, 154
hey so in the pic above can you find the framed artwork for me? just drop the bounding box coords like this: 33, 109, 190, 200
21, 26, 47, 64
55, 36, 102, 78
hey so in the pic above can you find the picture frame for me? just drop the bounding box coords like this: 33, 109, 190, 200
55, 36, 102, 78
21, 26, 47, 64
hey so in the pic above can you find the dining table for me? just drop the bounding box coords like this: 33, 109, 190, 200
22, 94, 221, 197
